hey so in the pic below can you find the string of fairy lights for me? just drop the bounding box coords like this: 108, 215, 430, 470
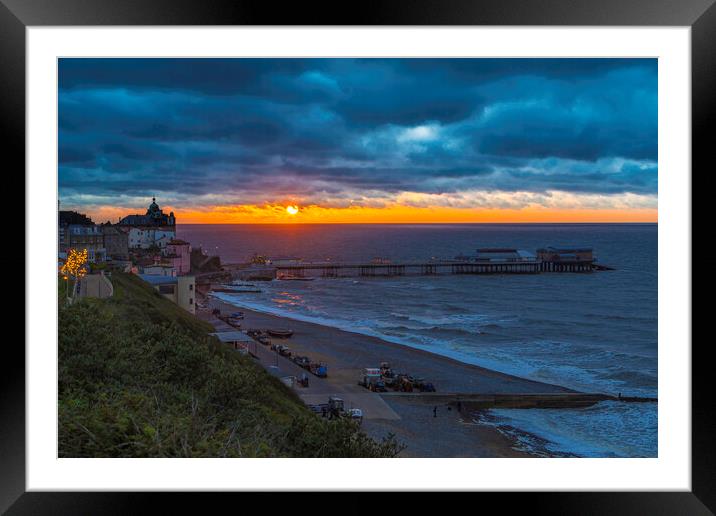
60, 248, 89, 282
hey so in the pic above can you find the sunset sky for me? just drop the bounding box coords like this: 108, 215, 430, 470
58, 58, 657, 224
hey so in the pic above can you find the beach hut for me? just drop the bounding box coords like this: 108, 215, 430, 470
210, 330, 256, 355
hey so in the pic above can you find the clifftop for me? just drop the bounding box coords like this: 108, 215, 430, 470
58, 273, 401, 457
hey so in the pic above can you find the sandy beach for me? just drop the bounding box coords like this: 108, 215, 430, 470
197, 291, 580, 458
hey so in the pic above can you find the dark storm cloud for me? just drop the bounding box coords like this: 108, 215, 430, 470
58, 58, 657, 208
59, 58, 308, 96
479, 129, 657, 162
58, 146, 94, 165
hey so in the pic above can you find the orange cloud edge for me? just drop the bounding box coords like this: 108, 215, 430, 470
83, 204, 658, 224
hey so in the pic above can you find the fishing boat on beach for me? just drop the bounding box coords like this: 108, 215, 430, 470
267, 328, 294, 338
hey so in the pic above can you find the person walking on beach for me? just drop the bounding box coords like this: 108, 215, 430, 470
433, 406, 437, 418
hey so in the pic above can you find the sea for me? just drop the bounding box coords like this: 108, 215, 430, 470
178, 223, 657, 458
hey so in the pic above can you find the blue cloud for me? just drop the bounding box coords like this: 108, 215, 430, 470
58, 58, 657, 209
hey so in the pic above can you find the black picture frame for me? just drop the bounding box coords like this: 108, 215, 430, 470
3, 0, 712, 512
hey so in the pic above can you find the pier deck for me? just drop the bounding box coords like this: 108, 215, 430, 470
271, 259, 597, 278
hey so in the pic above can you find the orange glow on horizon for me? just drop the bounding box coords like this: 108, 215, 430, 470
80, 203, 658, 224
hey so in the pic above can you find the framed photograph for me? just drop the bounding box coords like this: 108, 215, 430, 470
5, 0, 712, 512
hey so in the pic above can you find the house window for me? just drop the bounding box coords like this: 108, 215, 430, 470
189, 284, 194, 291
189, 298, 193, 304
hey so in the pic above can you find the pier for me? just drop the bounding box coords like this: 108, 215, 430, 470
226, 246, 611, 280
275, 260, 544, 278
227, 259, 609, 280
272, 259, 611, 279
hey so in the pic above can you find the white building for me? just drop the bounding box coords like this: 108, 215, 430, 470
154, 230, 175, 248
143, 264, 177, 276
128, 227, 176, 249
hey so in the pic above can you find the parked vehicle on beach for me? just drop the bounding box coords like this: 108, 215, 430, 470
271, 343, 291, 356
407, 375, 436, 392
384, 372, 411, 390
307, 397, 360, 423
348, 408, 363, 425
358, 368, 383, 390
247, 329, 271, 344
393, 374, 413, 392
328, 396, 344, 419
420, 382, 436, 392
310, 362, 328, 377
293, 355, 311, 368
369, 381, 387, 392
380, 361, 393, 377
383, 376, 398, 389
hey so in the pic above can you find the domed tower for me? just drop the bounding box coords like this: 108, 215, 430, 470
147, 197, 160, 216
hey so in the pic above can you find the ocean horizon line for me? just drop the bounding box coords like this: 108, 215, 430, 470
177, 221, 658, 226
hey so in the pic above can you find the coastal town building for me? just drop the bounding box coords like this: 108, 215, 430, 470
128, 227, 175, 249
118, 198, 176, 249
101, 225, 129, 260
59, 210, 106, 262
118, 197, 176, 227
59, 202, 202, 311
163, 239, 191, 275
138, 273, 196, 314
143, 264, 177, 276
76, 230, 106, 263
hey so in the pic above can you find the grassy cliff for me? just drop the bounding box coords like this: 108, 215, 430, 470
59, 273, 402, 457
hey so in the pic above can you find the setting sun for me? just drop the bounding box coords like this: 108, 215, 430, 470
286, 205, 299, 215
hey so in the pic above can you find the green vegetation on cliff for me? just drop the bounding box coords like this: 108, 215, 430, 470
59, 273, 403, 457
